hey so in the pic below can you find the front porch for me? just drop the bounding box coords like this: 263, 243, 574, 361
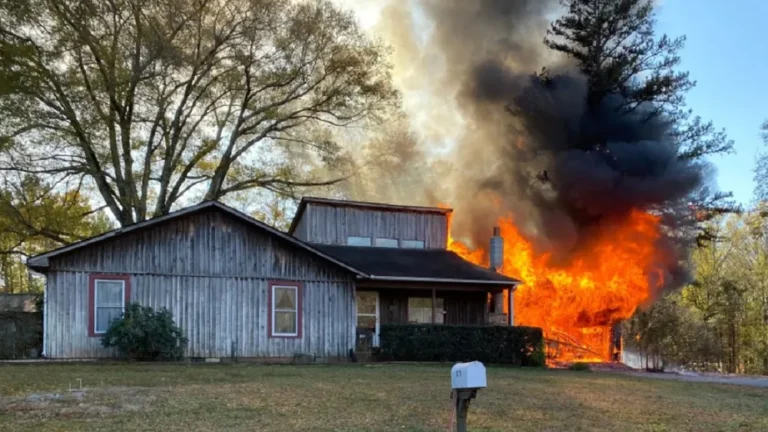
354, 282, 514, 352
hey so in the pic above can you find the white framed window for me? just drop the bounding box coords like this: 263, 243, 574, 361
374, 238, 398, 248
347, 236, 372, 246
94, 279, 126, 334
400, 240, 425, 249
270, 284, 300, 337
408, 297, 444, 324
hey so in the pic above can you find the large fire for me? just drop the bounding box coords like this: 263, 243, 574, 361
448, 209, 665, 364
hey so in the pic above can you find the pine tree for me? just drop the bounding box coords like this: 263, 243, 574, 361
546, 0, 689, 113
544, 0, 732, 160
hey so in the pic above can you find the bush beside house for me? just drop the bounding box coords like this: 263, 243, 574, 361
377, 324, 545, 366
101, 303, 187, 361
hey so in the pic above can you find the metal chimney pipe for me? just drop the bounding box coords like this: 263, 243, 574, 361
490, 226, 505, 317
490, 226, 503, 272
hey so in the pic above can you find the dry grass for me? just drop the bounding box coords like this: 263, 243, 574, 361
0, 363, 766, 431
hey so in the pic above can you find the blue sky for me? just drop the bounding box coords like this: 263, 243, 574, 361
656, 1, 768, 205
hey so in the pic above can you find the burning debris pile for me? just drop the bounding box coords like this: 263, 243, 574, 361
362, 0, 711, 362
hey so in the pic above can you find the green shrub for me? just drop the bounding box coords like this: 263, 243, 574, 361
570, 362, 590, 371
101, 303, 187, 361
377, 324, 544, 366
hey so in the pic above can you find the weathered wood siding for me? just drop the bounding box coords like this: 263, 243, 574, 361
292, 206, 310, 241
294, 204, 448, 248
44, 209, 356, 359
374, 289, 488, 325
443, 291, 489, 325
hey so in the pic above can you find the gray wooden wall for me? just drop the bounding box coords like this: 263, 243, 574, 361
370, 289, 488, 325
44, 209, 356, 359
293, 204, 448, 248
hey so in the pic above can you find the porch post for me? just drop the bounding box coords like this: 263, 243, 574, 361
431, 287, 436, 324
508, 287, 515, 326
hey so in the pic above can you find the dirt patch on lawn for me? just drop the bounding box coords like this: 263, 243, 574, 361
0, 386, 163, 419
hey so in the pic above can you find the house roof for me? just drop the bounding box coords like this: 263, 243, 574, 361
26, 200, 521, 287
288, 196, 453, 235
311, 244, 521, 286
25, 201, 367, 276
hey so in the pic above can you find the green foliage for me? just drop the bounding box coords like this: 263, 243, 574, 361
0, 178, 110, 293
624, 293, 724, 371
377, 324, 544, 366
626, 210, 768, 374
753, 120, 768, 203
544, 0, 734, 227
545, 0, 732, 156
0, 0, 397, 226
101, 303, 188, 361
545, 0, 691, 114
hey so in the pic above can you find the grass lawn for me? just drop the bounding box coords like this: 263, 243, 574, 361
1, 363, 767, 431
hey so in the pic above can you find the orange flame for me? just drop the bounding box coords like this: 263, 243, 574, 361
448, 209, 665, 364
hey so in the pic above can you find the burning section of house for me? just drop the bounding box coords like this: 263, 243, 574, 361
357, 1, 710, 364
448, 209, 668, 364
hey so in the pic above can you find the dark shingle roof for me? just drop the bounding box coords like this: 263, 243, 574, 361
311, 244, 521, 286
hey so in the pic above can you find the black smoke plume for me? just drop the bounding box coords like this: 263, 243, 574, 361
374, 0, 708, 290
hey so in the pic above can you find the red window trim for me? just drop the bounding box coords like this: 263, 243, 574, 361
88, 274, 131, 337
267, 280, 303, 339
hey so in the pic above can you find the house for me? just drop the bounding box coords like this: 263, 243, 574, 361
27, 197, 520, 360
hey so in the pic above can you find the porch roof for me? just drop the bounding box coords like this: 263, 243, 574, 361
310, 244, 521, 286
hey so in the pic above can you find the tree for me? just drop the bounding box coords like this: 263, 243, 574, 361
546, 0, 687, 114
247, 192, 294, 231
668, 212, 768, 374
624, 289, 726, 372
754, 120, 768, 203
0, 0, 397, 227
544, 0, 732, 160
0, 177, 111, 292
542, 0, 735, 254
723, 208, 768, 373
623, 207, 768, 375
337, 119, 449, 206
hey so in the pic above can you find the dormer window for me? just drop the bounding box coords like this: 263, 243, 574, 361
347, 236, 372, 246
374, 238, 398, 248
400, 240, 425, 249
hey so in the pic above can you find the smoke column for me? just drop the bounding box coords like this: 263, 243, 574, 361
341, 0, 706, 291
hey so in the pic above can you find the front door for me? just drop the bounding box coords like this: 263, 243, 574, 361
356, 291, 379, 351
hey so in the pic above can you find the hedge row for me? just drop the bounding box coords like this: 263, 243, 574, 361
377, 324, 545, 366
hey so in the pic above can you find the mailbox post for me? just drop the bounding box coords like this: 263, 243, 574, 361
450, 361, 487, 432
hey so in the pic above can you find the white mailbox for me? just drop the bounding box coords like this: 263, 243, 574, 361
451, 361, 487, 390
